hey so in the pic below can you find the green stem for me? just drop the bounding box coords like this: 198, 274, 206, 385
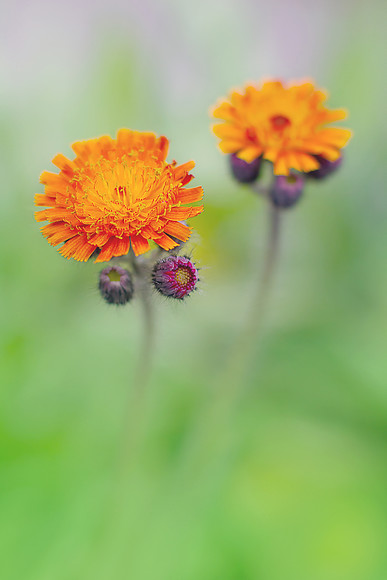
175, 200, 283, 477
134, 279, 155, 389
91, 256, 157, 579
225, 199, 282, 383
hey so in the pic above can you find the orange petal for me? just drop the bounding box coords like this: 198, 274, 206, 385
218, 140, 245, 154
180, 173, 194, 186
317, 128, 352, 148
40, 171, 67, 189
94, 236, 131, 262
212, 124, 244, 140
177, 187, 203, 203
262, 148, 279, 163
156, 135, 169, 161
116, 128, 135, 149
212, 102, 238, 121
165, 205, 203, 221
59, 234, 95, 261
140, 225, 159, 239
318, 108, 348, 124
51, 154, 76, 175
41, 222, 77, 246
273, 155, 290, 176
87, 231, 111, 246
35, 208, 80, 225
295, 153, 320, 172
237, 146, 263, 163
155, 233, 179, 251
34, 194, 55, 207
164, 221, 192, 242
173, 161, 195, 181
130, 234, 150, 256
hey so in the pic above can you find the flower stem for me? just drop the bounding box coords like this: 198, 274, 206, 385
226, 199, 282, 382
135, 279, 155, 389
116, 255, 156, 468
174, 200, 283, 478
129, 254, 155, 391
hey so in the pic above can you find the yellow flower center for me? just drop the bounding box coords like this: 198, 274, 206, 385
108, 268, 122, 282
175, 267, 191, 286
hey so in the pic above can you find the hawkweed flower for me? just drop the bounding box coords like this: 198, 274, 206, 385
212, 79, 351, 176
152, 255, 199, 300
35, 129, 203, 262
35, 129, 204, 388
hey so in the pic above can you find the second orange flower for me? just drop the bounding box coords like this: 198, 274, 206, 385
212, 79, 352, 176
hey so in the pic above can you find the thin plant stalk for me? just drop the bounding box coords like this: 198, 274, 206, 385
175, 200, 283, 477
120, 255, 156, 458
224, 198, 282, 385
92, 259, 157, 575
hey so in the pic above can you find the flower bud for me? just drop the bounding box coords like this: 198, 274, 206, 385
308, 154, 343, 180
229, 153, 262, 183
270, 173, 304, 209
99, 266, 134, 305
152, 256, 198, 300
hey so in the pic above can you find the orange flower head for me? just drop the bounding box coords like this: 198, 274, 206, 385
35, 129, 204, 262
212, 79, 352, 176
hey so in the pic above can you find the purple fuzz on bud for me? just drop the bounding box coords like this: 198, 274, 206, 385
229, 153, 262, 183
99, 266, 134, 305
308, 154, 343, 180
270, 173, 304, 209
152, 255, 199, 300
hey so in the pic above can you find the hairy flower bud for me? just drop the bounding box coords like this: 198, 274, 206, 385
307, 154, 343, 180
99, 266, 134, 305
152, 256, 198, 300
229, 153, 262, 183
270, 173, 304, 209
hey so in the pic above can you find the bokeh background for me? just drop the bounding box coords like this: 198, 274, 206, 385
1, 0, 387, 578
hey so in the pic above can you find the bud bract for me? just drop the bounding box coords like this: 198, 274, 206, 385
308, 155, 343, 180
270, 173, 304, 209
229, 153, 262, 184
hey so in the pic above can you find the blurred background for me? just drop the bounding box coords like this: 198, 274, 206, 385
1, 0, 387, 578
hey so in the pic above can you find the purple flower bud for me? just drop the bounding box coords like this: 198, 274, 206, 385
99, 266, 134, 305
152, 256, 198, 300
229, 153, 262, 183
270, 173, 304, 209
308, 154, 343, 180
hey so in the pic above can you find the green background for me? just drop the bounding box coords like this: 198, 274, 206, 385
1, 0, 387, 578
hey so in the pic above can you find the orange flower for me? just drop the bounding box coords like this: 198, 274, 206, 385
212, 80, 352, 176
35, 129, 204, 262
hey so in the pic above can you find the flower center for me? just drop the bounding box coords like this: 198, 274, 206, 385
245, 127, 257, 142
270, 115, 291, 131
108, 268, 122, 282
69, 156, 176, 236
175, 266, 192, 287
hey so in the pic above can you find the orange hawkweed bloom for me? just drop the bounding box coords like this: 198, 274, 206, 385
212, 80, 352, 176
35, 129, 204, 262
